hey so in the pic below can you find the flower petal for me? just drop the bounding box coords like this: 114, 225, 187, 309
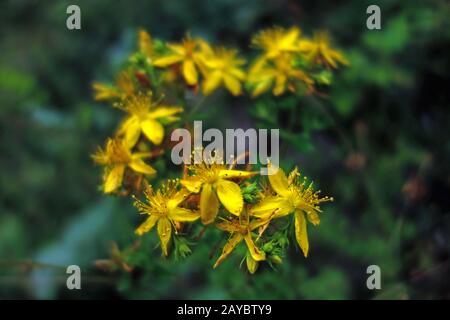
218, 169, 258, 179
249, 218, 271, 231
200, 183, 219, 224
295, 211, 309, 257
141, 118, 164, 145
148, 106, 183, 119
93, 83, 119, 101
135, 215, 159, 236
253, 81, 273, 97
215, 179, 243, 216
180, 178, 203, 193
157, 218, 172, 256
250, 196, 292, 219
169, 207, 200, 222
215, 221, 241, 233
223, 74, 242, 96
273, 74, 287, 96
138, 29, 153, 57
129, 158, 156, 175
103, 165, 125, 193
307, 211, 321, 225
213, 233, 244, 268
167, 188, 191, 210
244, 234, 265, 261
117, 116, 140, 148
202, 71, 222, 95
183, 59, 198, 85
268, 163, 290, 197
153, 54, 183, 67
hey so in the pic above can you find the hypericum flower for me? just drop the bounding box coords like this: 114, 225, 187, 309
181, 161, 257, 224
247, 54, 313, 97
251, 163, 333, 257
213, 210, 267, 269
153, 35, 211, 86
298, 31, 348, 69
93, 71, 136, 101
92, 138, 156, 193
201, 47, 246, 96
115, 92, 183, 147
134, 181, 199, 256
251, 26, 302, 60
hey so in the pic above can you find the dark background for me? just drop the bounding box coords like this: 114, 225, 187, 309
0, 0, 449, 299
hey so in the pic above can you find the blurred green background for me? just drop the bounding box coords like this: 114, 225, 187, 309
1, 0, 449, 299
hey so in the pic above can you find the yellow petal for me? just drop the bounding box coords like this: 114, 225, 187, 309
202, 71, 222, 95
223, 74, 242, 96
248, 56, 267, 76
138, 29, 153, 57
280, 27, 301, 50
249, 218, 271, 231
273, 74, 287, 96
213, 233, 243, 268
246, 254, 259, 274
141, 118, 164, 145
298, 39, 314, 52
183, 59, 198, 85
180, 178, 203, 193
117, 116, 140, 148
295, 211, 309, 257
93, 83, 119, 101
230, 68, 246, 80
135, 215, 159, 236
167, 188, 191, 210
251, 79, 273, 97
148, 106, 183, 119
169, 207, 200, 222
268, 163, 290, 197
244, 234, 265, 261
129, 158, 156, 175
215, 221, 241, 233
215, 179, 243, 216
250, 196, 292, 219
103, 165, 125, 193
166, 43, 185, 55
218, 169, 258, 179
157, 218, 172, 256
200, 183, 219, 224
153, 54, 183, 67
307, 211, 321, 225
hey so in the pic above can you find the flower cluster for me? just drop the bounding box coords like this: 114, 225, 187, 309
92, 27, 344, 273
247, 27, 348, 97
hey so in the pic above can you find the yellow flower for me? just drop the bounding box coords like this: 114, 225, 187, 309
213, 210, 267, 269
181, 161, 257, 224
93, 71, 136, 101
201, 47, 246, 96
153, 35, 211, 85
92, 138, 156, 193
134, 181, 199, 256
115, 92, 183, 147
251, 26, 302, 60
247, 54, 313, 97
299, 31, 348, 68
251, 163, 333, 257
